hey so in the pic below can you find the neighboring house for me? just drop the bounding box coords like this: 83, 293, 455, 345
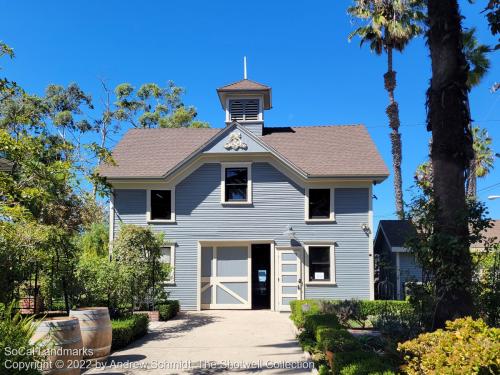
0, 157, 14, 172
374, 219, 500, 300
374, 220, 421, 300
100, 78, 389, 311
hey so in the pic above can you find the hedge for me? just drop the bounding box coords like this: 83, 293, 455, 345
111, 314, 149, 350
158, 300, 180, 321
332, 350, 395, 375
316, 328, 361, 353
290, 299, 320, 328
304, 313, 341, 337
290, 299, 413, 329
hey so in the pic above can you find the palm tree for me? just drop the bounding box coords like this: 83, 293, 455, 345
462, 29, 493, 197
348, 0, 426, 219
427, 0, 474, 328
467, 126, 497, 197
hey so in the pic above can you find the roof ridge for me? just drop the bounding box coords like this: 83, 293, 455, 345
266, 124, 364, 129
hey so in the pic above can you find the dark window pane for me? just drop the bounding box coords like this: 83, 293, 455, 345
225, 168, 248, 201
151, 190, 171, 220
226, 168, 248, 184
309, 246, 330, 281
309, 189, 330, 219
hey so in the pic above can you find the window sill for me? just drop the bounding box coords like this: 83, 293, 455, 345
147, 220, 176, 224
305, 218, 336, 223
305, 281, 337, 286
221, 201, 252, 206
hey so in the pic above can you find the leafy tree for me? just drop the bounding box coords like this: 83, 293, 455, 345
111, 225, 169, 311
463, 28, 492, 90
114, 81, 209, 129
348, 0, 426, 219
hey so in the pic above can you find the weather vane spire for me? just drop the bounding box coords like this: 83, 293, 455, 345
243, 56, 247, 80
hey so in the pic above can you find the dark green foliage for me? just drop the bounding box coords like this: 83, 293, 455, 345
158, 300, 180, 321
320, 300, 368, 328
304, 313, 341, 337
0, 303, 44, 375
111, 314, 149, 350
317, 328, 361, 353
290, 299, 320, 327
333, 351, 395, 375
297, 330, 317, 354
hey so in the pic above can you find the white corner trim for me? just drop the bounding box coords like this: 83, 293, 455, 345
304, 243, 336, 285
220, 162, 253, 205
396, 252, 401, 300
304, 187, 335, 222
368, 184, 375, 300
108, 190, 115, 257
146, 187, 176, 223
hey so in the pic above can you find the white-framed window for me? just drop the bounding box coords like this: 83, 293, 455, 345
305, 187, 335, 222
220, 163, 252, 205
160, 245, 175, 284
146, 188, 176, 223
304, 243, 336, 285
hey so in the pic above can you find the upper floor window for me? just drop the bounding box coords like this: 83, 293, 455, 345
229, 99, 260, 122
306, 188, 334, 221
147, 189, 175, 222
221, 163, 252, 204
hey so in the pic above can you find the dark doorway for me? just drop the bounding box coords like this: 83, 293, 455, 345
251, 244, 271, 309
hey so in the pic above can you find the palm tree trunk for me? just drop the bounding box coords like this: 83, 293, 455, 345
384, 46, 404, 219
466, 158, 477, 197
427, 0, 474, 328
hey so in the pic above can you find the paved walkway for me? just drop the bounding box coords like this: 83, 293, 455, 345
86, 310, 312, 374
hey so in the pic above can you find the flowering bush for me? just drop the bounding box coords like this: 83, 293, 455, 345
398, 317, 499, 374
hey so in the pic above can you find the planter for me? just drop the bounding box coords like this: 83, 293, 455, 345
325, 350, 334, 369
70, 307, 112, 364
31, 317, 83, 375
133, 310, 159, 321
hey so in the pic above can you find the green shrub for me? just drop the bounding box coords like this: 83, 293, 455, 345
158, 300, 180, 321
320, 300, 369, 328
111, 314, 149, 350
304, 313, 341, 336
317, 328, 361, 353
0, 303, 44, 375
333, 351, 395, 375
290, 299, 320, 328
398, 317, 500, 375
358, 300, 413, 317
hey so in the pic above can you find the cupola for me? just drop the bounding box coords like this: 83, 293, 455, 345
216, 65, 272, 136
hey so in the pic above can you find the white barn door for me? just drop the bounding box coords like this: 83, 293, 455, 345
277, 248, 303, 311
200, 246, 251, 309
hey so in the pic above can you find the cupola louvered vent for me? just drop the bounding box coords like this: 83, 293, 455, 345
229, 99, 260, 121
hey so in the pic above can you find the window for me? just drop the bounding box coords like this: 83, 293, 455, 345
229, 99, 260, 121
305, 244, 336, 284
221, 163, 252, 204
160, 246, 175, 283
147, 189, 175, 222
306, 188, 334, 221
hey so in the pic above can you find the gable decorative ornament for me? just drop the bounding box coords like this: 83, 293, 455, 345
224, 131, 248, 151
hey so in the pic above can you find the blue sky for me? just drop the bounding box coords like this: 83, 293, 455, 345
2, 0, 499, 226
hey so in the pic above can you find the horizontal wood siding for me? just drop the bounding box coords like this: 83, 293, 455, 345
113, 162, 370, 309
399, 253, 423, 284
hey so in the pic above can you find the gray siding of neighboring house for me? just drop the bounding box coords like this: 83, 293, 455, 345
399, 252, 422, 286
113, 162, 370, 310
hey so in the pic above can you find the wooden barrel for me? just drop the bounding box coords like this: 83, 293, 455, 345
31, 317, 83, 375
69, 307, 112, 363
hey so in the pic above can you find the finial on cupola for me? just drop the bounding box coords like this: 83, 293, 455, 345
244, 56, 247, 80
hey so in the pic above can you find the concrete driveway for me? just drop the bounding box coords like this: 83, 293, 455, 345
86, 310, 312, 374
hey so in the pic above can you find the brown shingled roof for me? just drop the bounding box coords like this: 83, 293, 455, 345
263, 125, 389, 177
99, 128, 218, 178
217, 79, 270, 91
99, 125, 389, 180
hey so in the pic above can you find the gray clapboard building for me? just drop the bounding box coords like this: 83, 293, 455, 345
100, 78, 389, 311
